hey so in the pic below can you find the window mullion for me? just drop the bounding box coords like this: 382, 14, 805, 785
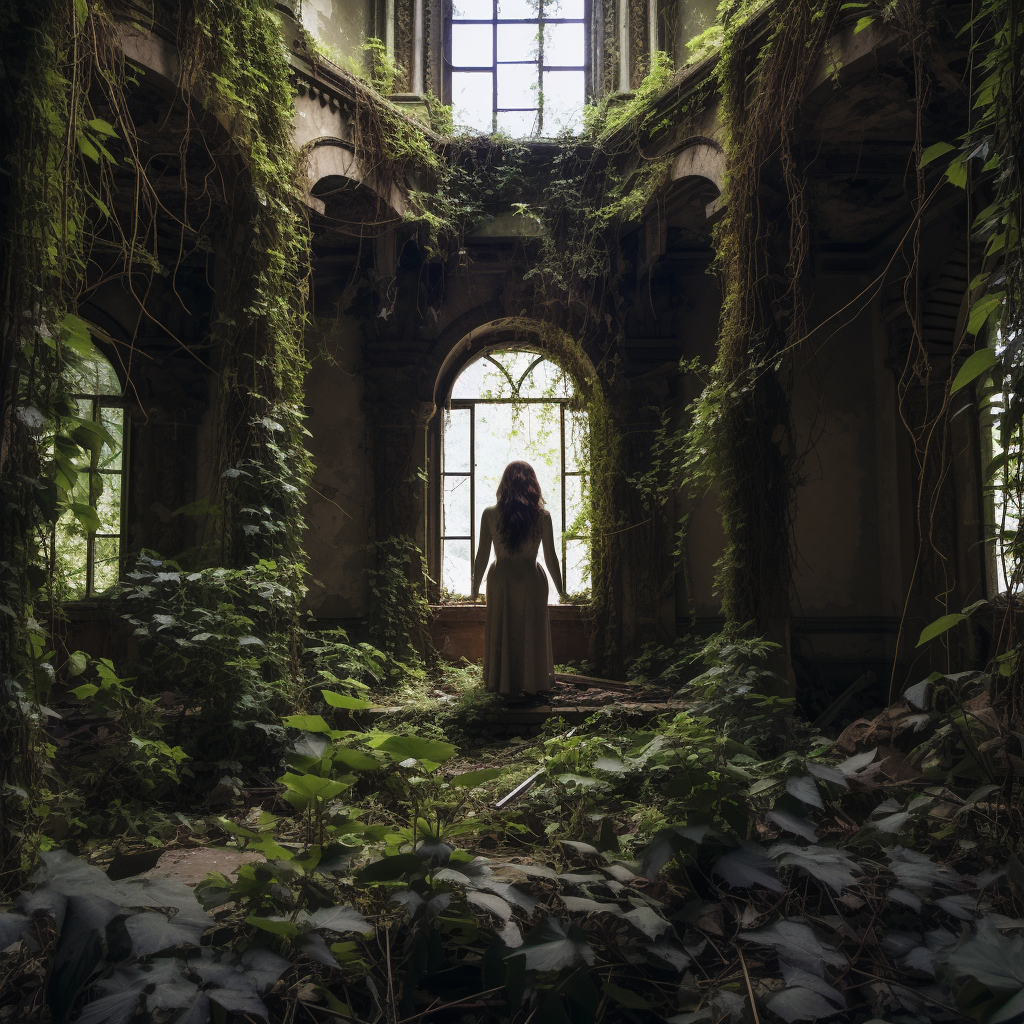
470, 401, 476, 594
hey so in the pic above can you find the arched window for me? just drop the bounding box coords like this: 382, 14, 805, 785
441, 349, 589, 601
449, 0, 587, 137
54, 350, 126, 599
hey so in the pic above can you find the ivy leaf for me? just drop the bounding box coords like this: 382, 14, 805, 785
853, 15, 874, 33
467, 891, 513, 921
740, 919, 847, 972
917, 612, 967, 646
124, 910, 207, 956
919, 141, 955, 168
306, 906, 372, 935
967, 294, 1005, 337
508, 917, 596, 972
952, 348, 999, 393
713, 843, 783, 892
60, 313, 96, 357
786, 776, 824, 809
246, 915, 300, 938
769, 843, 862, 893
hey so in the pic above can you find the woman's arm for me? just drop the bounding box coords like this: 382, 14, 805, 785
471, 508, 493, 599
540, 511, 567, 601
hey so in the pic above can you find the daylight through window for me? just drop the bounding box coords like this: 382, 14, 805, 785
441, 350, 590, 601
450, 0, 586, 137
54, 351, 126, 599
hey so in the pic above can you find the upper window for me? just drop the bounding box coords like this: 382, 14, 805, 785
450, 0, 587, 138
441, 350, 590, 602
54, 350, 126, 599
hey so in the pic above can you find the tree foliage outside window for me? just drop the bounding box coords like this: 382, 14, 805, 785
450, 0, 586, 137
54, 352, 125, 599
441, 349, 590, 602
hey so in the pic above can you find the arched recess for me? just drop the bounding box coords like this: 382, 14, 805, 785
303, 140, 407, 220
426, 318, 600, 605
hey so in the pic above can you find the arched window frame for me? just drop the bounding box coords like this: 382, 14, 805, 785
432, 345, 589, 602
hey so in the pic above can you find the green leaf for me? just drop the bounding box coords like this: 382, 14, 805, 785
321, 689, 372, 710
449, 768, 503, 788
281, 714, 331, 733
87, 118, 117, 138
75, 0, 88, 27
60, 313, 95, 357
853, 15, 874, 33
68, 651, 89, 677
355, 853, 426, 883
70, 502, 101, 534
246, 915, 299, 938
70, 416, 118, 451
917, 613, 966, 646
945, 155, 968, 188
69, 683, 99, 700
371, 733, 458, 764
279, 773, 348, 803
77, 134, 100, 163
330, 747, 381, 771
967, 292, 1005, 336
919, 142, 955, 168
951, 348, 998, 392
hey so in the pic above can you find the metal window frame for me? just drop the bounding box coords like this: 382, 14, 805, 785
449, 0, 588, 136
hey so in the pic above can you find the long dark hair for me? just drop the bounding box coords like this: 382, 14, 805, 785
496, 461, 544, 551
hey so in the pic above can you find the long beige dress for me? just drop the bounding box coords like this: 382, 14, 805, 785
472, 506, 565, 697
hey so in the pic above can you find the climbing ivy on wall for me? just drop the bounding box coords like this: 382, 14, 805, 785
0, 0, 318, 875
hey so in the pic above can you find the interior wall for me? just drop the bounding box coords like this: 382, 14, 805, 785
787, 277, 907, 686
303, 314, 373, 622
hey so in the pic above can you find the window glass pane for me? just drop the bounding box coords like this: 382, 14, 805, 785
452, 23, 493, 67
546, 0, 584, 16
453, 0, 493, 18
564, 538, 590, 595
566, 409, 587, 471
452, 72, 494, 133
442, 538, 471, 596
543, 22, 584, 66
443, 407, 471, 472
96, 472, 122, 533
497, 62, 538, 109
519, 358, 573, 397
451, 356, 492, 398
443, 474, 472, 538
93, 535, 120, 594
565, 473, 587, 535
497, 0, 538, 17
541, 70, 584, 134
496, 109, 538, 136
497, 22, 539, 61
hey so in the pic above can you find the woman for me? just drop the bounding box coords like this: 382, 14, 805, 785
471, 461, 567, 702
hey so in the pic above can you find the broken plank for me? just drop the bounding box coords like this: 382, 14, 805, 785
553, 672, 636, 693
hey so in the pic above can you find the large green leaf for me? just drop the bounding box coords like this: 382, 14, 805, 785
321, 689, 372, 710
952, 348, 999, 392
917, 612, 966, 646
967, 292, 1005, 336
281, 714, 331, 733
371, 733, 458, 764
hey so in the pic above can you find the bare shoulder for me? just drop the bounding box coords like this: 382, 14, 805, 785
481, 505, 497, 522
